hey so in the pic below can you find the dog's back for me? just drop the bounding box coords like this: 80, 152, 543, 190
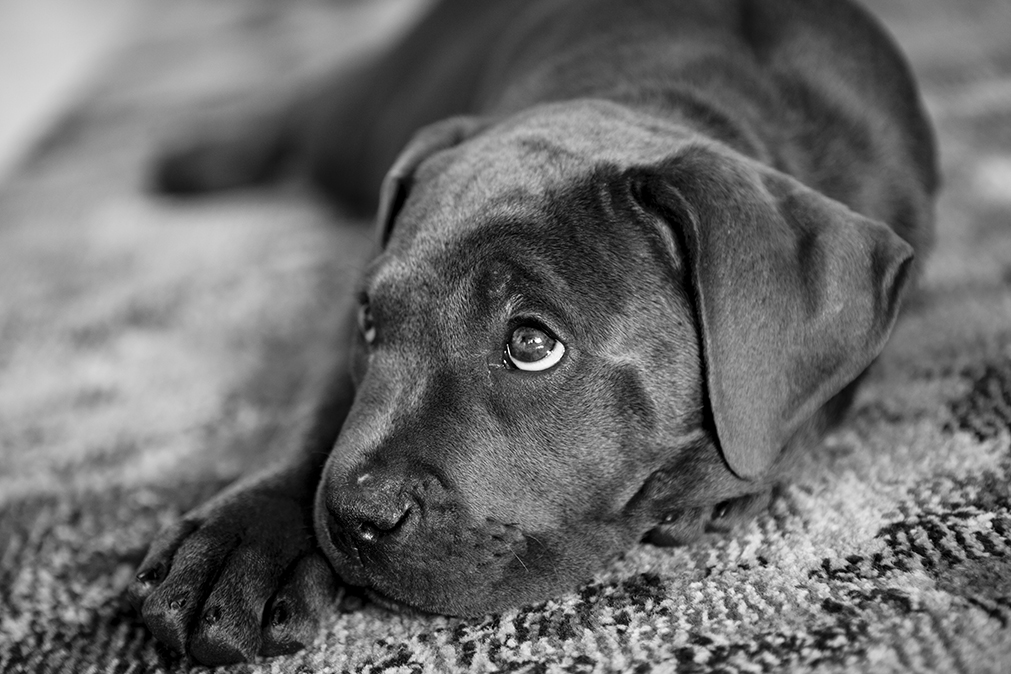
301, 0, 936, 265
160, 0, 937, 266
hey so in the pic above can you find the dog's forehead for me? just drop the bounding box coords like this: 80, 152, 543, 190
368, 229, 563, 324
483, 100, 689, 166
374, 101, 695, 320
407, 100, 692, 233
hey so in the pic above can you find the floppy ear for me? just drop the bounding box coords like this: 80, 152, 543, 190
633, 145, 914, 479
377, 115, 488, 247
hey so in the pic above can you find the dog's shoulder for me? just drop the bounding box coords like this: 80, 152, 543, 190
737, 0, 938, 194
493, 0, 937, 201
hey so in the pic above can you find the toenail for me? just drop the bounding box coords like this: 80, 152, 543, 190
203, 606, 221, 625
169, 597, 187, 611
270, 602, 289, 627
136, 564, 163, 584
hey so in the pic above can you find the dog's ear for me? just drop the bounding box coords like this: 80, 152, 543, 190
632, 145, 914, 479
377, 115, 488, 247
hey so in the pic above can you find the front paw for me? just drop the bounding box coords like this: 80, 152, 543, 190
647, 490, 773, 546
127, 484, 339, 665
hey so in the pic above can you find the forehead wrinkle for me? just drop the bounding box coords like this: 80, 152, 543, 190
400, 102, 689, 254
502, 293, 525, 318
368, 246, 481, 354
457, 236, 580, 336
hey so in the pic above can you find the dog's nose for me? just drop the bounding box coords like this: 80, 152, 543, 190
326, 470, 417, 549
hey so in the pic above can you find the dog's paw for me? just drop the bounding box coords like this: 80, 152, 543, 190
151, 130, 286, 195
128, 486, 339, 666
647, 490, 773, 546
150, 103, 291, 196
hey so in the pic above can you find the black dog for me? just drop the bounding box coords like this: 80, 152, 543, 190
129, 0, 937, 665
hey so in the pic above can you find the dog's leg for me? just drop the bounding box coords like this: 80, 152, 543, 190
645, 490, 775, 547
127, 358, 355, 666
152, 0, 527, 211
149, 49, 389, 203
151, 89, 300, 196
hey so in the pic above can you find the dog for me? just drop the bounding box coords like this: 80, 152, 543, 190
127, 0, 938, 665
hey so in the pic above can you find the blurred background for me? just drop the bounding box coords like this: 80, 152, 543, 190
0, 0, 433, 182
0, 0, 137, 181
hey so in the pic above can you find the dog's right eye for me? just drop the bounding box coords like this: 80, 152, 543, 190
358, 304, 377, 344
505, 326, 565, 371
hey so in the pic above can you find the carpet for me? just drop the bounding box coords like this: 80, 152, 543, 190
1, 0, 1010, 671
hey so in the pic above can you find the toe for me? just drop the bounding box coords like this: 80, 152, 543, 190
188, 542, 289, 665
127, 520, 198, 612
188, 602, 255, 666
140, 531, 230, 654
261, 553, 340, 657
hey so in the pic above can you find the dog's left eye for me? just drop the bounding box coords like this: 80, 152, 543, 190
506, 326, 565, 371
358, 304, 377, 344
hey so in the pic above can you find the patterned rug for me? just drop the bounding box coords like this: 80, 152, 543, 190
2, 0, 1011, 672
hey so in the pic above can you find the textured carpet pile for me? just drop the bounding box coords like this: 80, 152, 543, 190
1, 0, 1011, 671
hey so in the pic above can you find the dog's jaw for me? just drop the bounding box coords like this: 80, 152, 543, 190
313, 468, 570, 616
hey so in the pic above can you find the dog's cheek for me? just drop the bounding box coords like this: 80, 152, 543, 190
456, 368, 643, 531
544, 363, 671, 516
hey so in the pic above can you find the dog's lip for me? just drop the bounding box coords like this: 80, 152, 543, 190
316, 518, 433, 607
312, 470, 535, 615
316, 531, 438, 614
362, 586, 433, 615
316, 522, 371, 586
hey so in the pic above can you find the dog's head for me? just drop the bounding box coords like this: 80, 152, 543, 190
314, 101, 913, 616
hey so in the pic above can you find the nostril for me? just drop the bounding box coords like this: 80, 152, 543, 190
357, 502, 412, 542
357, 522, 381, 543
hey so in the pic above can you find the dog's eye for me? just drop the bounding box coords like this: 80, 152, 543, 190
506, 326, 565, 371
358, 304, 377, 344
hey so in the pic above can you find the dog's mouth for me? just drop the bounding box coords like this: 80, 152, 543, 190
360, 587, 431, 615
313, 479, 538, 615
317, 529, 529, 616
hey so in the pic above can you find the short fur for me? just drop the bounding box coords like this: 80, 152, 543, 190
130, 0, 937, 665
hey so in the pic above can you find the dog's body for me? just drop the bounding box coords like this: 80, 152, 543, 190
130, 0, 937, 665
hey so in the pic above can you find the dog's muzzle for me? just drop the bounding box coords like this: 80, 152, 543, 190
315, 456, 539, 615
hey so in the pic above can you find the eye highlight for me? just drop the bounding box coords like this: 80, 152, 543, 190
506, 326, 565, 371
358, 303, 377, 344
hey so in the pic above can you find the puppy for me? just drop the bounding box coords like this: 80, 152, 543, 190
129, 0, 937, 665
